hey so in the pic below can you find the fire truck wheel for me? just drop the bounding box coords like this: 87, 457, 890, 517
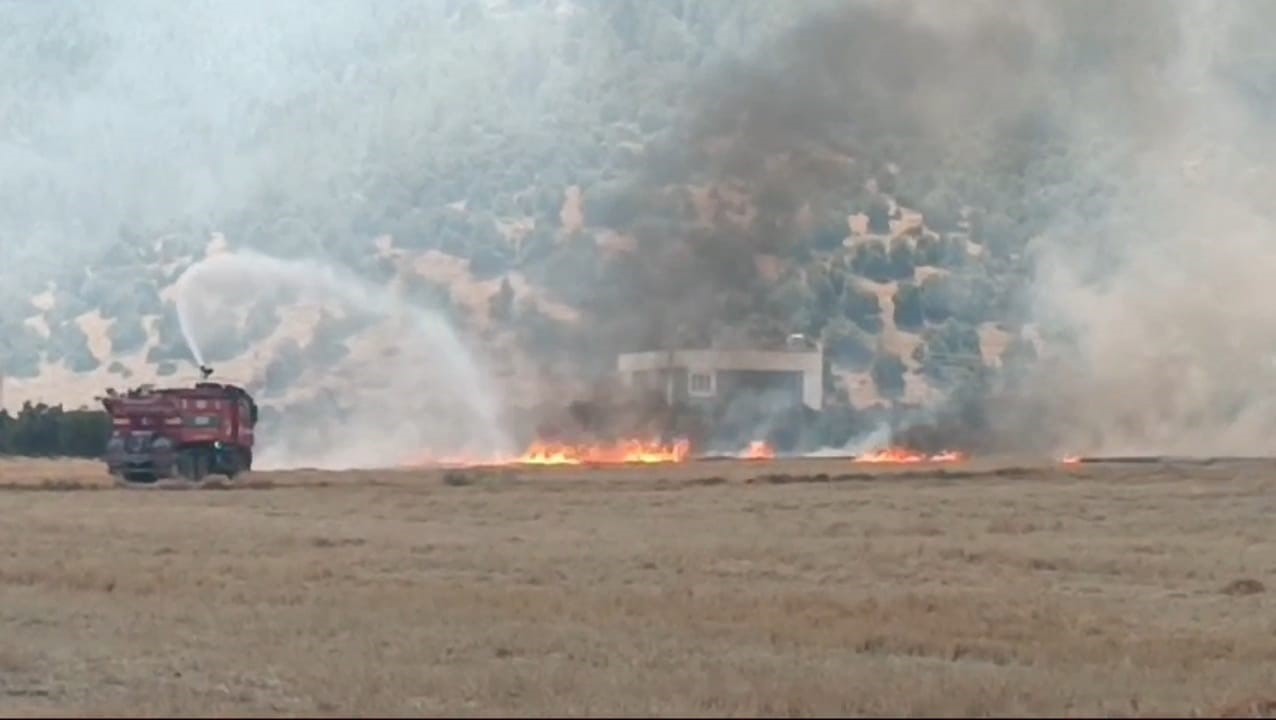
224, 449, 246, 479
175, 452, 193, 480
123, 471, 158, 486
176, 449, 209, 482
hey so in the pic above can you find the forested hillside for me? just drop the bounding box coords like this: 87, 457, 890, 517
4, 0, 1276, 458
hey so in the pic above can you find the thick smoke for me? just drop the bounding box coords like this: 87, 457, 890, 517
586, 0, 1112, 352
1021, 2, 1276, 456
584, 0, 1276, 456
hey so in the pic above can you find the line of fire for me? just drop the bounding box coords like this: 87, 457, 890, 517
404, 333, 970, 471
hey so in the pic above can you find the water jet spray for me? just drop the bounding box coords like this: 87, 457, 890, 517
170, 248, 515, 469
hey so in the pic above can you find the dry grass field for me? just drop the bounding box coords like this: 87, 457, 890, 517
3, 455, 1276, 717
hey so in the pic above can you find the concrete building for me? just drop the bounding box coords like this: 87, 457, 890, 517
616, 336, 823, 412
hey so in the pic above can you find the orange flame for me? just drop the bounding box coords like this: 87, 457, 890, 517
517, 438, 691, 466
854, 447, 968, 464
405, 441, 971, 469
742, 440, 776, 460
405, 438, 692, 469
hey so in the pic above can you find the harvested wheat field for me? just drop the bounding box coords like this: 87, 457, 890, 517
3, 456, 1276, 717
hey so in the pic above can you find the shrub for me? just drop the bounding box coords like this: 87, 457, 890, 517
871, 353, 907, 401
823, 319, 875, 370
850, 241, 892, 283
108, 315, 149, 355
893, 282, 924, 331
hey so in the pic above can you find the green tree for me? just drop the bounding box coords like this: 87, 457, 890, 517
822, 318, 874, 370
108, 314, 149, 355
850, 241, 892, 283
893, 282, 924, 331
840, 286, 882, 334
871, 352, 907, 401
915, 319, 983, 383
887, 237, 915, 280
766, 275, 816, 334
46, 321, 99, 373
490, 277, 516, 323
0, 402, 110, 458
866, 198, 892, 235
0, 324, 43, 379
810, 220, 847, 251
585, 179, 645, 228
918, 273, 954, 324
918, 187, 963, 233
913, 234, 945, 267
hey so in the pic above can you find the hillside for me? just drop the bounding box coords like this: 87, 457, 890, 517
4, 1, 1276, 459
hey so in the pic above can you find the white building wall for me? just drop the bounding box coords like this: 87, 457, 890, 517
617, 348, 823, 411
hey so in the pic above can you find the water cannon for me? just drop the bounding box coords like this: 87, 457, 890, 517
199, 365, 214, 381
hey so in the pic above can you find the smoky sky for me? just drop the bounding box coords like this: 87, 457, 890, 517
0, 0, 560, 290
585, 0, 1182, 352
579, 0, 1276, 455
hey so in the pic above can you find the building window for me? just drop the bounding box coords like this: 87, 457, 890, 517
688, 371, 714, 397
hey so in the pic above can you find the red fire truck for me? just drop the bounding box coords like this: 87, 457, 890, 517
100, 366, 258, 485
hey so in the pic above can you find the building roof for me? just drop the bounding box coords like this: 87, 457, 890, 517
617, 346, 822, 375
620, 332, 821, 356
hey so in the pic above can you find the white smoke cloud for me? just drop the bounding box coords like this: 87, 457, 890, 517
1021, 1, 1276, 456
171, 249, 515, 469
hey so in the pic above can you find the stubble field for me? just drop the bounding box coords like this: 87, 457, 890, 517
2, 455, 1276, 717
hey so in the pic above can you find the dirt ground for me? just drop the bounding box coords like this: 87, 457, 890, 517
2, 455, 1276, 717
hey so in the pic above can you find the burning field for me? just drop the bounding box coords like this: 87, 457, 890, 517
402, 437, 970, 470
